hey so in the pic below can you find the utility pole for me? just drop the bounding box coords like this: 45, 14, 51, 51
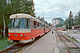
43, 12, 45, 33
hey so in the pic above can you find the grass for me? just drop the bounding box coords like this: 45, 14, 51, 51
69, 48, 73, 50
0, 38, 12, 51
69, 47, 80, 51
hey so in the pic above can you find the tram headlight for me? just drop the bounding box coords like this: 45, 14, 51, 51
8, 34, 10, 36
21, 34, 23, 37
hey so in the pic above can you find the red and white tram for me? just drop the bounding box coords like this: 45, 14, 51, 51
8, 13, 51, 43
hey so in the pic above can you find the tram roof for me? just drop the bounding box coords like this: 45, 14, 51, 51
10, 13, 32, 19
10, 13, 50, 26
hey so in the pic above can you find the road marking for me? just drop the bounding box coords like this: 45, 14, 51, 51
55, 48, 59, 53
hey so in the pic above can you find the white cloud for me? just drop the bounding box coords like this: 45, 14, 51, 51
34, 0, 80, 23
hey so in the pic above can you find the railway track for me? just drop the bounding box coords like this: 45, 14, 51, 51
0, 36, 40, 53
56, 31, 80, 53
0, 31, 50, 53
0, 40, 36, 53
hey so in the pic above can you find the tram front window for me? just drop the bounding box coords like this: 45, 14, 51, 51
9, 18, 27, 28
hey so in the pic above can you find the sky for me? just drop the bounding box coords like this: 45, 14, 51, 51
34, 0, 80, 23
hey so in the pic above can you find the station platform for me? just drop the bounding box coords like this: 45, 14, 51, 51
22, 31, 59, 53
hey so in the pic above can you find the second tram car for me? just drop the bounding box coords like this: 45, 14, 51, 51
8, 14, 51, 43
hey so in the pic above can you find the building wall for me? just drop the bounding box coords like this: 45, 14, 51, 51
52, 18, 64, 26
52, 19, 60, 26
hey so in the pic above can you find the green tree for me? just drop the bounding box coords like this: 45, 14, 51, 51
65, 18, 73, 29
0, 0, 34, 38
73, 14, 80, 25
10, 0, 34, 15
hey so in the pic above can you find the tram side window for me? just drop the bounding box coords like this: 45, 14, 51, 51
42, 24, 44, 27
39, 23, 41, 29
9, 19, 12, 28
40, 24, 42, 29
38, 22, 39, 26
33, 21, 37, 28
26, 19, 31, 28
